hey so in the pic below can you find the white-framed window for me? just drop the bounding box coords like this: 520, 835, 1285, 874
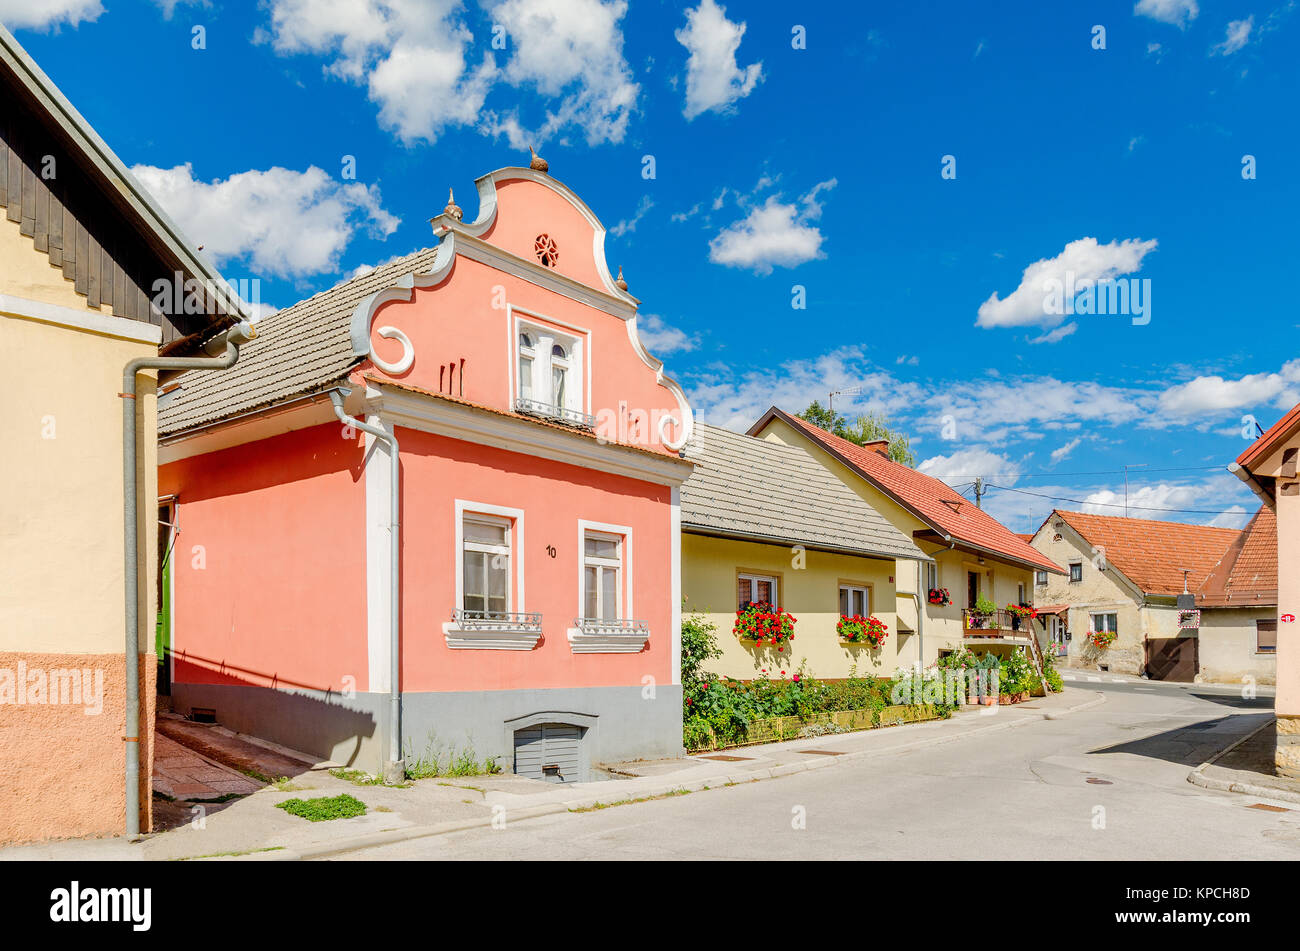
516, 319, 583, 413
462, 514, 511, 616
1069, 562, 1083, 583
518, 332, 535, 402
1017, 583, 1026, 604
738, 573, 778, 610
926, 562, 939, 592
582, 531, 622, 621
1035, 570, 1048, 586
839, 584, 870, 616
1090, 612, 1118, 634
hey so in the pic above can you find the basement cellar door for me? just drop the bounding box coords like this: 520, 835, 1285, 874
513, 723, 585, 783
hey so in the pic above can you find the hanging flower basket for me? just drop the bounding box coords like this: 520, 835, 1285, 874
927, 588, 951, 606
838, 614, 888, 649
1087, 629, 1117, 650
734, 601, 797, 651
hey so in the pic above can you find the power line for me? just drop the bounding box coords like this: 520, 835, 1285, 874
983, 482, 1245, 517
937, 464, 1227, 481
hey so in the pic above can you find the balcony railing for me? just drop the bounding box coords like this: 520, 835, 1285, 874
573, 617, 650, 636
962, 609, 1036, 639
450, 609, 542, 633
513, 397, 596, 431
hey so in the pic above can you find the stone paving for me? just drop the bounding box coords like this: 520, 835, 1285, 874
152, 733, 263, 801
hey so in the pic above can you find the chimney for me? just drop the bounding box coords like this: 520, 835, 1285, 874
863, 439, 890, 456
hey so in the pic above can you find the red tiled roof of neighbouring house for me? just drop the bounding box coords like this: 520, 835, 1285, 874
1197, 506, 1277, 607
751, 408, 1066, 574
1049, 509, 1242, 597
1237, 401, 1300, 471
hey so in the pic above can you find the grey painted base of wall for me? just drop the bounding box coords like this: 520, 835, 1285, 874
171, 682, 684, 775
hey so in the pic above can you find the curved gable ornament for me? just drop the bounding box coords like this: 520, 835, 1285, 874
371, 326, 414, 375
349, 234, 458, 360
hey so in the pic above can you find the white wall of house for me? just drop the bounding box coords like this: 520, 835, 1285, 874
1198, 607, 1277, 686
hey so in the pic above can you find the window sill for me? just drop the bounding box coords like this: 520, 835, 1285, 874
443, 623, 541, 650
567, 619, 650, 654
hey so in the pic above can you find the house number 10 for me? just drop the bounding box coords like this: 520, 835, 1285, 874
546, 545, 557, 558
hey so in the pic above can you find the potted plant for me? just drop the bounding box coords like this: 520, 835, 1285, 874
838, 614, 888, 649
927, 587, 951, 606
734, 601, 797, 652
1005, 602, 1037, 632
969, 594, 998, 630
1087, 629, 1117, 650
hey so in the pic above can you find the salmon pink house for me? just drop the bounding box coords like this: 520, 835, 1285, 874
156, 160, 694, 782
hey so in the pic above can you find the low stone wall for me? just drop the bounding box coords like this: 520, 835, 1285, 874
685, 704, 942, 753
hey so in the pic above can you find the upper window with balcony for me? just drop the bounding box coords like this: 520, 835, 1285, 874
515, 322, 589, 429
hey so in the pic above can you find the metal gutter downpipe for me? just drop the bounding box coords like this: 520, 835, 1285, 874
329, 387, 405, 784
121, 319, 256, 836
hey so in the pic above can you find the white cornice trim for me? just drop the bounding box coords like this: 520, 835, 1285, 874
565, 627, 650, 654
441, 623, 541, 651
372, 384, 693, 487
0, 292, 161, 344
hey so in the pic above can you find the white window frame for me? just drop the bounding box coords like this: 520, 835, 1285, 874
453, 500, 526, 614
1035, 570, 1048, 586
926, 561, 939, 592
1017, 583, 1026, 604
575, 520, 632, 621
1069, 562, 1083, 583
461, 514, 513, 616
509, 307, 589, 415
1090, 612, 1118, 634
738, 572, 779, 610
839, 583, 871, 617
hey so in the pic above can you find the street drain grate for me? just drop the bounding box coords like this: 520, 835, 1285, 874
1248, 803, 1290, 812
1086, 778, 1114, 785
796, 749, 845, 756
699, 754, 753, 762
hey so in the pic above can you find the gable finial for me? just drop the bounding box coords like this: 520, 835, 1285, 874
444, 187, 463, 222
615, 265, 628, 291
529, 145, 549, 173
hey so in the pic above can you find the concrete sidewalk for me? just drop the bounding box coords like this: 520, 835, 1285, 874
1188, 718, 1300, 805
0, 688, 1103, 861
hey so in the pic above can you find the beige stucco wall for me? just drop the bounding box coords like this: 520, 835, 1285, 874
1031, 519, 1146, 674
0, 214, 110, 314
0, 309, 158, 654
757, 416, 1038, 666
1197, 607, 1277, 686
683, 532, 900, 680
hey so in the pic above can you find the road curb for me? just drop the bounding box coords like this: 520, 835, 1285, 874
1185, 719, 1300, 805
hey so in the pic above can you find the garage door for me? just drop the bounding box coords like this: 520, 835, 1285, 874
1145, 637, 1198, 682
513, 723, 584, 783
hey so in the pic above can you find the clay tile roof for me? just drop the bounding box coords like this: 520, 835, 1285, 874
759, 409, 1065, 574
1197, 506, 1277, 607
1051, 509, 1242, 597
1238, 401, 1300, 470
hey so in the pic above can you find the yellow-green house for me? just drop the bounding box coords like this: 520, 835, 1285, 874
680, 423, 927, 681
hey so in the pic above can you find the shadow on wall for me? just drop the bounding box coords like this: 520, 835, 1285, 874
169, 649, 378, 769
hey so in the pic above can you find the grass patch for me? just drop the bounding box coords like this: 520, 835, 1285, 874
240, 767, 274, 785
187, 792, 247, 804
271, 776, 307, 792
179, 846, 286, 861
404, 731, 501, 780
569, 787, 692, 813
276, 793, 367, 822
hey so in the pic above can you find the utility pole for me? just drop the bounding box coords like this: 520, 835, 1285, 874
974, 476, 984, 509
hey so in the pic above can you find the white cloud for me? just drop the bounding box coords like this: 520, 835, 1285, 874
262, 0, 497, 145
1211, 17, 1254, 55
976, 236, 1157, 332
1206, 504, 1249, 529
708, 180, 835, 274
1028, 323, 1077, 345
0, 0, 102, 29
1134, 0, 1199, 28
1157, 359, 1300, 420
154, 0, 209, 18
132, 163, 399, 279
636, 314, 698, 356
245, 301, 281, 323
610, 196, 653, 237
918, 448, 1020, 488
487, 0, 639, 146
1050, 438, 1082, 463
675, 0, 762, 119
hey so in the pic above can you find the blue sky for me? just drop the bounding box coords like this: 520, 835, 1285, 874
7, 0, 1297, 531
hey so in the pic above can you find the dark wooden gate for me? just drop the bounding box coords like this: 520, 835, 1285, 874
1144, 636, 1198, 682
